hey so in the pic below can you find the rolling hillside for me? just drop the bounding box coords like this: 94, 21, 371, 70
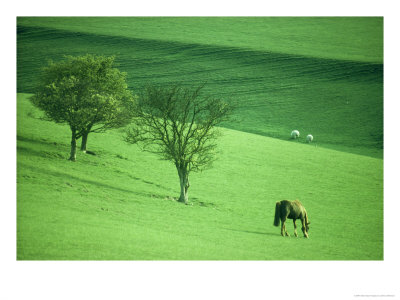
17, 94, 383, 260
16, 17, 383, 260
17, 17, 383, 63
17, 17, 383, 158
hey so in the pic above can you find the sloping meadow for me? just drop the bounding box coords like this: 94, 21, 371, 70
17, 17, 383, 158
16, 18, 383, 260
17, 94, 383, 260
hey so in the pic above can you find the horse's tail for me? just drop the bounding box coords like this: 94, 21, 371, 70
273, 201, 281, 227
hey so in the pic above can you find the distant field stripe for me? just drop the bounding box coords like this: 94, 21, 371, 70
17, 17, 383, 63
18, 25, 383, 71
18, 25, 383, 96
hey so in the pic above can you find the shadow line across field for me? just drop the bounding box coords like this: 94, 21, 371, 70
18, 161, 172, 201
222, 227, 280, 237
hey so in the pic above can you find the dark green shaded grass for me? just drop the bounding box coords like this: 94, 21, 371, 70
17, 17, 383, 63
17, 21, 383, 158
17, 94, 383, 260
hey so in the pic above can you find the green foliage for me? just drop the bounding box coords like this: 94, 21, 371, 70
30, 54, 136, 159
32, 54, 135, 131
126, 85, 233, 203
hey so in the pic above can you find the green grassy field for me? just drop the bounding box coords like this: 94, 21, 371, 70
16, 17, 383, 260
17, 93, 383, 260
17, 17, 383, 158
17, 17, 383, 63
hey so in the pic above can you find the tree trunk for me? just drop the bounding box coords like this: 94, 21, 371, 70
177, 166, 190, 204
80, 131, 88, 152
69, 128, 77, 161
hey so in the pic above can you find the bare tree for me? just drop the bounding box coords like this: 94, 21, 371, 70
125, 84, 233, 204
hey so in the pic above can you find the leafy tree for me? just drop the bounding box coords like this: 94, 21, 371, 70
125, 85, 233, 204
31, 54, 136, 161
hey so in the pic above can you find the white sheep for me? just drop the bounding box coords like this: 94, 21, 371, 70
291, 130, 300, 139
306, 134, 313, 143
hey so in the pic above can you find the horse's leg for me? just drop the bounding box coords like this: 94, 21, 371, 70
281, 217, 290, 237
284, 222, 290, 237
301, 218, 309, 238
293, 219, 298, 237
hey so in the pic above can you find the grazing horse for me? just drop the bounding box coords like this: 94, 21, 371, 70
273, 200, 310, 238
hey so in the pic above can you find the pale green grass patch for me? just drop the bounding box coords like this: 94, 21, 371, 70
17, 94, 382, 260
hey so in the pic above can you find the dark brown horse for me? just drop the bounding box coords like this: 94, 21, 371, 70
273, 200, 310, 238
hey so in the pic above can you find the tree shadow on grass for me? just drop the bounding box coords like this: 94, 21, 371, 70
222, 227, 280, 237
17, 143, 178, 200
19, 162, 170, 201
17, 145, 45, 159
17, 135, 66, 147
17, 145, 66, 160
